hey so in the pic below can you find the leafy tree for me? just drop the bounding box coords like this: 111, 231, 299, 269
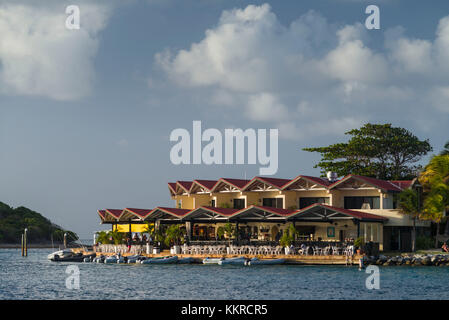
303, 123, 432, 180
398, 188, 421, 252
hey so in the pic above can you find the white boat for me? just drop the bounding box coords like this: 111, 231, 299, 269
141, 256, 179, 264
202, 257, 224, 264
47, 249, 73, 260
104, 256, 118, 264
248, 258, 285, 266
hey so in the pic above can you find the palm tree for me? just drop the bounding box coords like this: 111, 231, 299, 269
164, 225, 184, 247
420, 155, 449, 247
398, 188, 421, 252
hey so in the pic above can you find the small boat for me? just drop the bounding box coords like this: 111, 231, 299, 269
93, 255, 105, 263
247, 258, 285, 266
218, 257, 248, 265
141, 256, 178, 264
178, 257, 194, 264
126, 255, 142, 264
48, 249, 94, 262
202, 257, 224, 264
104, 256, 118, 264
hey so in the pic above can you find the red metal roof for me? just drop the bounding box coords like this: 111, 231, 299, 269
221, 178, 251, 189
105, 209, 123, 218
191, 180, 217, 191
293, 203, 388, 221
154, 207, 191, 217
177, 181, 193, 192
125, 208, 152, 218
97, 210, 106, 220
200, 206, 240, 216
390, 180, 413, 190
329, 174, 403, 192
255, 177, 291, 188
247, 205, 295, 216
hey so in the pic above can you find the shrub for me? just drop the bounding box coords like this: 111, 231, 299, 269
416, 236, 434, 250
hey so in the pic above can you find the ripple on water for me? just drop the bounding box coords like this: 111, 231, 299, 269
2, 249, 449, 299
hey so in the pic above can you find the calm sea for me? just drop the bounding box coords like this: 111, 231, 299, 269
1, 248, 449, 300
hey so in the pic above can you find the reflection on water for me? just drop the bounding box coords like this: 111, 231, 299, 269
1, 249, 449, 300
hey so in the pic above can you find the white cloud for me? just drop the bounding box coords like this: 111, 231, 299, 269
0, 2, 111, 101
155, 3, 449, 140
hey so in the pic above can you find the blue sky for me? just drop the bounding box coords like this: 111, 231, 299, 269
1, 0, 448, 239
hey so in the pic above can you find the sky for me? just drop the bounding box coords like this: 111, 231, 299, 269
1, 0, 449, 239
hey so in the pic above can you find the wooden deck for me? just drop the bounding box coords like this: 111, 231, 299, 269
78, 249, 362, 265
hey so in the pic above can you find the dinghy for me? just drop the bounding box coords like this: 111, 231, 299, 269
104, 256, 118, 264
218, 257, 248, 265
48, 249, 94, 262
202, 257, 224, 264
141, 256, 178, 264
93, 255, 105, 263
247, 258, 285, 266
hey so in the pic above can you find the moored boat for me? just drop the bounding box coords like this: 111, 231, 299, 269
247, 258, 285, 266
141, 256, 178, 264
202, 257, 224, 264
218, 257, 248, 265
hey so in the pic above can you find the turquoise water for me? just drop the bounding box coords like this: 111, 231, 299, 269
1, 248, 449, 300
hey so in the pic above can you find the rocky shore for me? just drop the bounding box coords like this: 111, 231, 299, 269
365, 253, 449, 266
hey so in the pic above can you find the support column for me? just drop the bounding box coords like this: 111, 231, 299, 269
185, 221, 192, 241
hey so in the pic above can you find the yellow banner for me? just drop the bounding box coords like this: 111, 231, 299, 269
113, 224, 149, 233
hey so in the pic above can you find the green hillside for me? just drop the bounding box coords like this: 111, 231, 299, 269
0, 202, 78, 244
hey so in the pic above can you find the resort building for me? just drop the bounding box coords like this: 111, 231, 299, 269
97, 173, 430, 252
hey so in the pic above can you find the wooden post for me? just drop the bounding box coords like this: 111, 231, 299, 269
24, 228, 28, 257
64, 233, 67, 249
21, 233, 24, 257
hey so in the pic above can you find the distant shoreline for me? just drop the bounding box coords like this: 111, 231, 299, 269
0, 243, 90, 249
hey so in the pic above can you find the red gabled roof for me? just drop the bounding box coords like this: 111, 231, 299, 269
257, 177, 291, 188
390, 180, 413, 190
329, 174, 403, 192
97, 210, 106, 220
300, 175, 332, 186
105, 209, 122, 218
221, 178, 251, 189
200, 206, 240, 216
209, 178, 250, 192
190, 180, 217, 192
282, 174, 331, 190
168, 183, 177, 194
321, 204, 388, 221
292, 203, 387, 221
247, 205, 295, 216
153, 207, 191, 217
125, 208, 153, 219
177, 181, 193, 193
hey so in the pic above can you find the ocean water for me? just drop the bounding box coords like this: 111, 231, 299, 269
1, 248, 449, 300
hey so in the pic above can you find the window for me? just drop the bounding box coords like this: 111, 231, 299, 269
299, 197, 330, 209
211, 199, 216, 207
344, 196, 380, 209
233, 198, 245, 209
262, 198, 283, 208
